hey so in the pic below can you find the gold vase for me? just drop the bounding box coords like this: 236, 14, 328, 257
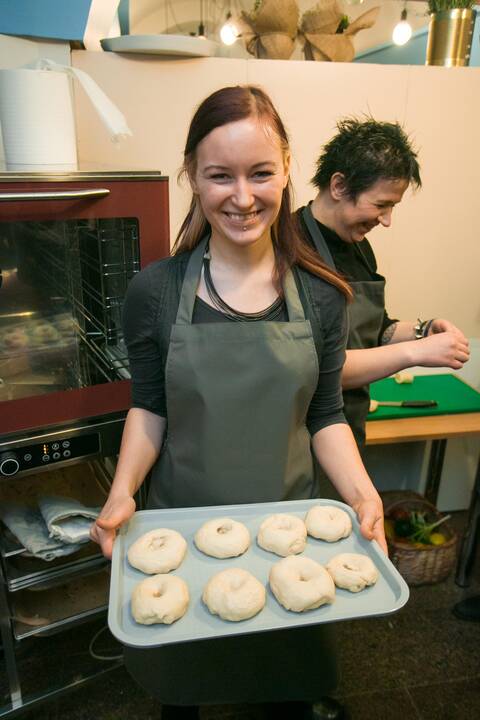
426, 8, 476, 67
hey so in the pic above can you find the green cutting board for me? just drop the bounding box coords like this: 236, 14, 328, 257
368, 374, 480, 420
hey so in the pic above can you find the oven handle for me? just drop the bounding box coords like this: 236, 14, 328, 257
0, 188, 110, 201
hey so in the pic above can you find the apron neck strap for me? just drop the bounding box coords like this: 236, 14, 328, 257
175, 237, 208, 324
302, 204, 337, 271
175, 235, 306, 324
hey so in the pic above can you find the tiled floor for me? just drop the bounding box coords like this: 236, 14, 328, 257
2, 511, 480, 720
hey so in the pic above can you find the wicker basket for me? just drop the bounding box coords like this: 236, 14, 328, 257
382, 491, 457, 586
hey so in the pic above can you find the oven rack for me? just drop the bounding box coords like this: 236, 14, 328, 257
3, 552, 108, 593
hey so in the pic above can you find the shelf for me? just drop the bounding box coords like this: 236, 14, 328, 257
5, 551, 108, 592
11, 567, 110, 640
101, 33, 219, 57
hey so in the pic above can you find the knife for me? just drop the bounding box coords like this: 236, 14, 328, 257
369, 399, 438, 413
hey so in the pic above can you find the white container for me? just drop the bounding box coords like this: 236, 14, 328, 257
0, 68, 78, 171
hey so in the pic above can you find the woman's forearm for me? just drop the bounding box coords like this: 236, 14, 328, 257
311, 424, 380, 507
342, 343, 415, 389
311, 423, 387, 552
109, 407, 166, 499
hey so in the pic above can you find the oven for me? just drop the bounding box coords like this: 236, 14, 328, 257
0, 170, 169, 472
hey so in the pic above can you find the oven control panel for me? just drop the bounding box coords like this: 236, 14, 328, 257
0, 433, 100, 477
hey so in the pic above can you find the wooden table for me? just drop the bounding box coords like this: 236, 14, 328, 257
366, 411, 480, 587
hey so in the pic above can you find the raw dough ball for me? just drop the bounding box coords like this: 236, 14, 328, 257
305, 505, 352, 542
131, 574, 189, 625
203, 568, 266, 622
326, 553, 379, 593
31, 322, 60, 344
2, 328, 28, 350
194, 517, 250, 559
269, 556, 335, 613
394, 371, 414, 384
257, 514, 307, 557
127, 528, 187, 574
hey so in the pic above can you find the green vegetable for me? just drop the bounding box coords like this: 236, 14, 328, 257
400, 510, 451, 544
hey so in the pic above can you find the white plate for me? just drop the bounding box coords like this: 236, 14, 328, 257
100, 34, 218, 57
109, 498, 409, 648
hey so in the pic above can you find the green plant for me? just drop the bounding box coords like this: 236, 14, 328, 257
428, 0, 476, 12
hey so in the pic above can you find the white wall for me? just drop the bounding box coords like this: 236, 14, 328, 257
72, 52, 480, 338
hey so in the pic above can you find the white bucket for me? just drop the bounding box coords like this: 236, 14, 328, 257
0, 68, 78, 171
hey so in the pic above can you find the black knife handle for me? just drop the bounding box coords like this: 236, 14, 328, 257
401, 400, 438, 408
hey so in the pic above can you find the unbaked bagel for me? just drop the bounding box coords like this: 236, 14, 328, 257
257, 514, 307, 557
305, 505, 352, 542
127, 528, 187, 574
131, 574, 189, 625
269, 555, 335, 612
194, 517, 250, 559
202, 568, 266, 622
326, 553, 378, 593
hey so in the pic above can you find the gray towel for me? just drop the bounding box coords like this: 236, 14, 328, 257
38, 495, 100, 544
0, 503, 83, 561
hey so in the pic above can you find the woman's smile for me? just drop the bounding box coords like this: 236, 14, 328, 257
194, 117, 289, 250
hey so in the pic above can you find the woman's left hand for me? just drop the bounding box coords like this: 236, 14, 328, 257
353, 498, 388, 555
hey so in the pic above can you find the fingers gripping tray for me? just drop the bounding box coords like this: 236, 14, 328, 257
108, 499, 409, 648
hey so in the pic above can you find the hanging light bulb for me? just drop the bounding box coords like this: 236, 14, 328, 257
392, 6, 412, 47
220, 12, 239, 46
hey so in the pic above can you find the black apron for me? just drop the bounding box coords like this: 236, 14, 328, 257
124, 237, 339, 704
301, 204, 386, 447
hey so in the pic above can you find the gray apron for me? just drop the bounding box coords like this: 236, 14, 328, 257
124, 237, 339, 704
301, 204, 385, 447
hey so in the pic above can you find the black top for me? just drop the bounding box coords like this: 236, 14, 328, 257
297, 208, 398, 342
122, 251, 349, 437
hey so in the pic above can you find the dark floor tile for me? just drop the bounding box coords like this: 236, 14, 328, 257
336, 688, 420, 720
20, 667, 162, 720
408, 677, 480, 720
335, 601, 480, 696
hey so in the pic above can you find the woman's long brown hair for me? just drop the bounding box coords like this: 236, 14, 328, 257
173, 85, 352, 301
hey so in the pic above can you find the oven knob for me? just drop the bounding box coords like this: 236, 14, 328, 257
0, 452, 20, 476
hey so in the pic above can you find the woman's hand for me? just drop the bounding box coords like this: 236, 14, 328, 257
411, 331, 470, 370
90, 494, 136, 559
353, 498, 388, 555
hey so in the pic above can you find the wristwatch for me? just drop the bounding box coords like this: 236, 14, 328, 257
414, 318, 428, 340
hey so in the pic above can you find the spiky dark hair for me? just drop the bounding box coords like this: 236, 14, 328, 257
312, 117, 421, 199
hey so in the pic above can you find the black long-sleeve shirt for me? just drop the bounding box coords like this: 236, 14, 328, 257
297, 209, 398, 343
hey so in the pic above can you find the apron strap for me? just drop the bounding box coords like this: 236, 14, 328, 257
175, 237, 209, 325
301, 204, 337, 271
175, 236, 307, 325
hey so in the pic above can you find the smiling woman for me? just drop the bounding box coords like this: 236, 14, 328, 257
90, 85, 388, 720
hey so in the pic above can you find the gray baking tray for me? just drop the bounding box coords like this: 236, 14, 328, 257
108, 499, 409, 648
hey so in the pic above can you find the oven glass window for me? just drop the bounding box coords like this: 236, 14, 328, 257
0, 218, 139, 402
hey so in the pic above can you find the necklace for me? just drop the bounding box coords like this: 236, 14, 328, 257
202, 247, 285, 322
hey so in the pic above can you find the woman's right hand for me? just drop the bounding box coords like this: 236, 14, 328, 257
411, 331, 470, 370
90, 494, 136, 559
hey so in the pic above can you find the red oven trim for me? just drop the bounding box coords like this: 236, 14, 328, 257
0, 380, 131, 435
0, 177, 170, 268
0, 176, 170, 435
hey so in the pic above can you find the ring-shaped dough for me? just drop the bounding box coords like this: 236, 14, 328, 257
194, 517, 250, 559
269, 556, 335, 612
131, 574, 189, 625
203, 568, 266, 622
127, 528, 187, 574
257, 514, 307, 557
326, 553, 379, 593
305, 505, 352, 542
